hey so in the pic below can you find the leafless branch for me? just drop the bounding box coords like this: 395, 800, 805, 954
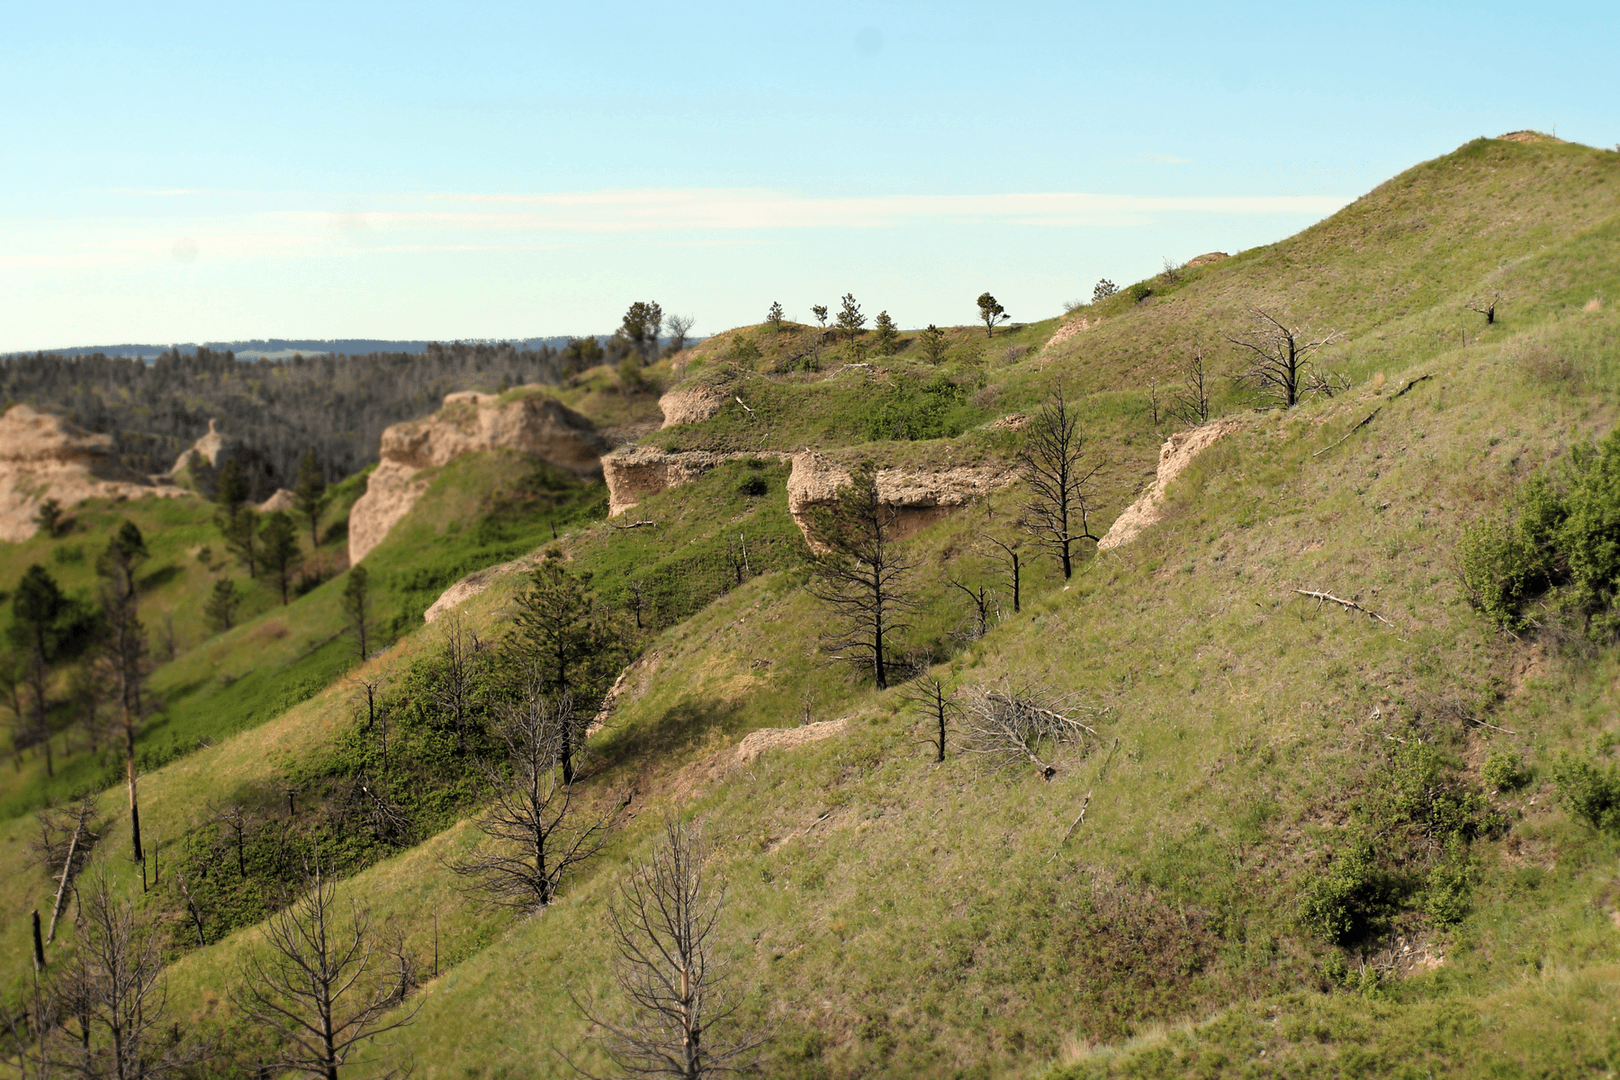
807, 462, 919, 690
570, 815, 768, 1078
1018, 384, 1102, 580
979, 534, 1023, 614
1226, 309, 1338, 409
48, 872, 204, 1077
232, 858, 419, 1078
958, 685, 1104, 779
447, 686, 617, 910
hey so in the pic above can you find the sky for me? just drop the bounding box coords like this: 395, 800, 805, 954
3, 1, 1616, 352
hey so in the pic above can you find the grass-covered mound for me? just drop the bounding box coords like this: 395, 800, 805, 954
6, 134, 1620, 1079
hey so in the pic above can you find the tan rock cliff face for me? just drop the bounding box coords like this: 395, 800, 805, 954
600, 446, 1013, 547
601, 447, 790, 517
1097, 420, 1240, 551
348, 389, 609, 565
0, 405, 191, 541
786, 452, 1018, 550
657, 385, 728, 428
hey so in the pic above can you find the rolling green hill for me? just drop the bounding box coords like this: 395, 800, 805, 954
5, 133, 1620, 1079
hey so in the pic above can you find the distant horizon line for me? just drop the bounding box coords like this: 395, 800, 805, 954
0, 333, 714, 361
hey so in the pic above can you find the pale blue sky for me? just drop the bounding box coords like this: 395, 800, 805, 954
3, 1, 1614, 351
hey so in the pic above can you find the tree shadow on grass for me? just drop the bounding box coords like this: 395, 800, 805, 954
590, 695, 748, 779
138, 563, 184, 591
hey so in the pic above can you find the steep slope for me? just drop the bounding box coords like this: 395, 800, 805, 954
7, 136, 1620, 1080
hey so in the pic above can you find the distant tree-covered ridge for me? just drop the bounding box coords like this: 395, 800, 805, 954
0, 341, 594, 491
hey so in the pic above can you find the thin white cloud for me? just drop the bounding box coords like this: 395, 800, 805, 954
0, 253, 139, 269
284, 188, 1349, 234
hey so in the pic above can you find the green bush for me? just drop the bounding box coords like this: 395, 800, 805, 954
1298, 841, 1390, 945
1423, 836, 1476, 925
1551, 749, 1620, 834
1457, 475, 1566, 629
1482, 747, 1530, 792
1457, 427, 1620, 637
727, 334, 763, 364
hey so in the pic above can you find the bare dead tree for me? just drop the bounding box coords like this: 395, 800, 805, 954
900, 676, 956, 763
233, 859, 418, 1080
32, 794, 99, 944
628, 580, 648, 631
958, 685, 1103, 780
1168, 348, 1213, 428
48, 872, 202, 1078
723, 532, 751, 586
1018, 385, 1102, 580
944, 574, 992, 641
1467, 293, 1500, 325
1226, 309, 1338, 409
571, 815, 767, 1079
447, 684, 617, 910
980, 535, 1023, 614
806, 462, 918, 690
210, 801, 255, 878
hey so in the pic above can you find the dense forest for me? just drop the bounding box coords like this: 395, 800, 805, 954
0, 341, 595, 488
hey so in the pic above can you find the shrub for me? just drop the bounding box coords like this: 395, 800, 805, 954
1298, 841, 1390, 945
1482, 747, 1529, 792
1551, 749, 1620, 834
1424, 836, 1476, 925
1457, 476, 1567, 629
1127, 282, 1153, 303
726, 334, 763, 364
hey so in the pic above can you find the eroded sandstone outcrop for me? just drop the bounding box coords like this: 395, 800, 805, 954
0, 405, 191, 541
1097, 420, 1241, 551
785, 452, 1018, 551
601, 447, 790, 517
601, 445, 1013, 548
348, 389, 609, 565
657, 385, 728, 428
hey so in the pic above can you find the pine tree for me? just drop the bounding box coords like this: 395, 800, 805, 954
260, 511, 300, 605
919, 324, 949, 365
871, 311, 900, 356
766, 301, 785, 333
837, 293, 866, 344
508, 551, 623, 784
292, 452, 328, 548
341, 566, 371, 662
977, 292, 1009, 337
204, 578, 241, 632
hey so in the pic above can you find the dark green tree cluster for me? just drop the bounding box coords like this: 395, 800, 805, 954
211, 450, 328, 607
0, 340, 574, 489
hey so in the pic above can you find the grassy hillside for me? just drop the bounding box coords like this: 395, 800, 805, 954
5, 134, 1620, 1079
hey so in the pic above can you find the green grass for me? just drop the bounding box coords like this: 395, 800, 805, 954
9, 135, 1620, 1079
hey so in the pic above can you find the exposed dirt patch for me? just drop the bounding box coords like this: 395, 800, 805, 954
600, 447, 789, 517
1045, 314, 1102, 352
658, 385, 728, 427
1497, 130, 1560, 144
422, 554, 539, 624
256, 488, 296, 513
735, 717, 849, 764
1185, 251, 1230, 268
1098, 420, 1242, 551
